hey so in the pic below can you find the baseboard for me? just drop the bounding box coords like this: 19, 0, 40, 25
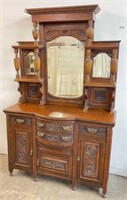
110, 167, 127, 177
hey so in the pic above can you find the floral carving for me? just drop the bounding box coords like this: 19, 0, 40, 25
84, 144, 99, 177
43, 159, 66, 171
16, 133, 28, 164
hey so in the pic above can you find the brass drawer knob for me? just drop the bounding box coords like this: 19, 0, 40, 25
37, 131, 45, 137
87, 128, 98, 133
37, 122, 44, 128
16, 118, 25, 124
61, 136, 72, 142
63, 125, 73, 131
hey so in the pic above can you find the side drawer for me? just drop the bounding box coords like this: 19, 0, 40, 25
78, 122, 107, 137
10, 115, 32, 126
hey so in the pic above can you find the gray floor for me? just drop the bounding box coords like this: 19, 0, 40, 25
0, 154, 126, 200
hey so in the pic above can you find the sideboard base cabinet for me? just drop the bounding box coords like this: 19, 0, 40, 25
4, 104, 115, 197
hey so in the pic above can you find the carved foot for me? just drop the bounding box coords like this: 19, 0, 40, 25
99, 188, 107, 198
9, 172, 13, 176
72, 182, 76, 191
34, 176, 38, 182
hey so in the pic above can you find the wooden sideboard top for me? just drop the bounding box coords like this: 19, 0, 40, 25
4, 103, 116, 126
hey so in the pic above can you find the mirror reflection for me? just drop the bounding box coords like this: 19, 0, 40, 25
24, 52, 35, 75
92, 53, 111, 78
47, 36, 85, 98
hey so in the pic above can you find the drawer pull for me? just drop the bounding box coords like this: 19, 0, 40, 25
16, 118, 25, 124
37, 122, 44, 128
63, 125, 73, 131
61, 136, 72, 142
37, 131, 45, 137
87, 128, 98, 133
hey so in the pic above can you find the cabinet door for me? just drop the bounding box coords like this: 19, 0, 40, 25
8, 115, 33, 172
78, 136, 105, 186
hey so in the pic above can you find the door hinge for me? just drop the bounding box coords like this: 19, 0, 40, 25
37, 159, 40, 166
77, 156, 80, 161
29, 148, 33, 156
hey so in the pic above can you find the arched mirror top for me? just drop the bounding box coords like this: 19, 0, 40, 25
92, 53, 111, 78
47, 36, 85, 98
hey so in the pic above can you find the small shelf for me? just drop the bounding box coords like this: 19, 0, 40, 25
84, 81, 116, 88
15, 77, 44, 83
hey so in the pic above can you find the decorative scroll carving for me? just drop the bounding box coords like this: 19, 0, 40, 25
18, 82, 26, 103
16, 132, 28, 164
43, 159, 66, 170
45, 134, 60, 142
46, 29, 85, 41
84, 144, 98, 177
79, 126, 106, 136
95, 91, 105, 102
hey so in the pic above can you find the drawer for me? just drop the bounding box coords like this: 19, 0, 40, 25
10, 116, 32, 126
78, 122, 107, 137
37, 151, 72, 179
36, 118, 74, 133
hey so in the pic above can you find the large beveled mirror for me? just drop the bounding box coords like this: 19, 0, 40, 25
92, 53, 111, 78
47, 36, 85, 98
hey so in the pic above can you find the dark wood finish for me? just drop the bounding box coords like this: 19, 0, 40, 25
4, 5, 120, 197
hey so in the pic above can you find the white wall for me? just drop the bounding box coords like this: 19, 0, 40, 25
0, 0, 127, 177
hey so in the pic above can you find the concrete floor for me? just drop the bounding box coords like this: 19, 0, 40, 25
0, 154, 126, 200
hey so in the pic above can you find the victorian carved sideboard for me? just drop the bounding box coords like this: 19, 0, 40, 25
4, 5, 120, 197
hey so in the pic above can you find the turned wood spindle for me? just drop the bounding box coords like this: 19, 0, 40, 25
14, 49, 20, 78
111, 49, 118, 82
34, 49, 40, 76
32, 22, 39, 41
86, 20, 94, 46
85, 49, 92, 82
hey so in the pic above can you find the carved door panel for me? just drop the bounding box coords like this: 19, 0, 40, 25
78, 136, 105, 186
9, 116, 33, 172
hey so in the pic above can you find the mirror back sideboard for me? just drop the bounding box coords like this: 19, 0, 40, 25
4, 5, 120, 197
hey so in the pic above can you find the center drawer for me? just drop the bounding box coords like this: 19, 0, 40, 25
36, 118, 74, 151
